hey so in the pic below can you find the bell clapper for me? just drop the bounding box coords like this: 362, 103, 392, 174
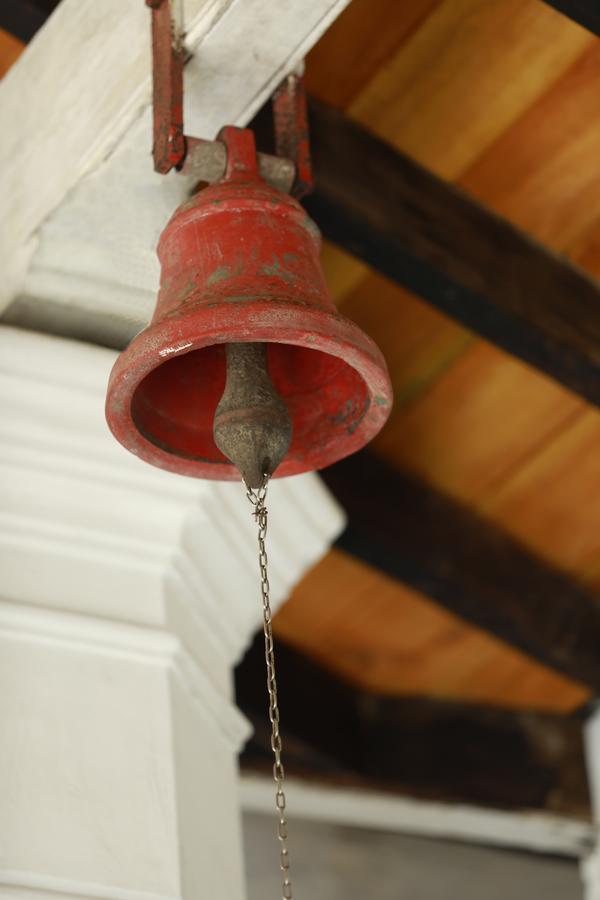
213, 342, 292, 488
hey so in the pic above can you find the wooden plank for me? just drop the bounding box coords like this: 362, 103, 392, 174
326, 271, 599, 589
367, 332, 600, 584
484, 410, 600, 583
305, 0, 600, 336
461, 43, 600, 254
274, 548, 589, 712
333, 267, 473, 408
0, 27, 23, 78
304, 0, 441, 109
317, 451, 600, 693
542, 1, 600, 36
303, 98, 600, 406
373, 340, 585, 502
573, 220, 600, 280
236, 633, 591, 818
347, 0, 593, 181
319, 242, 369, 303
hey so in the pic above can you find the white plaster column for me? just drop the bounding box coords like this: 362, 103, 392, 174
0, 326, 344, 900
580, 707, 600, 898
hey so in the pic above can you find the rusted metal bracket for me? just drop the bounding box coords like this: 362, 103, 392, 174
146, 0, 185, 174
272, 69, 313, 199
145, 0, 313, 196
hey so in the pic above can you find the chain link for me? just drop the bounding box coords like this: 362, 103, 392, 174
246, 479, 294, 900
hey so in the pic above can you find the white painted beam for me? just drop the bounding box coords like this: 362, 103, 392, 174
0, 0, 229, 312
581, 706, 600, 898
240, 774, 594, 860
0, 0, 351, 344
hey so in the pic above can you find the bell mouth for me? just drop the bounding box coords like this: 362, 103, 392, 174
130, 342, 369, 473
106, 301, 393, 480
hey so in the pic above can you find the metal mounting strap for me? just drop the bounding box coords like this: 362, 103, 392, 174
145, 0, 313, 198
272, 70, 314, 199
146, 0, 185, 173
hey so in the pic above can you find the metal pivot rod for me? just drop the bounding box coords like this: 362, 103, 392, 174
145, 0, 313, 196
182, 137, 296, 194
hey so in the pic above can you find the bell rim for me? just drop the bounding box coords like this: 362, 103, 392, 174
105, 301, 393, 481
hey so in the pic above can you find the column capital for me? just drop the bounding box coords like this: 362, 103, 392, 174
0, 325, 344, 670
0, 326, 344, 900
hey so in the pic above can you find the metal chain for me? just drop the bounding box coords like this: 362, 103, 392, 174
246, 478, 293, 900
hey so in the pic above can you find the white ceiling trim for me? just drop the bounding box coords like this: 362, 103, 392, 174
240, 774, 595, 859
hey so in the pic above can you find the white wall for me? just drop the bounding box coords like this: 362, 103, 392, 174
243, 812, 582, 900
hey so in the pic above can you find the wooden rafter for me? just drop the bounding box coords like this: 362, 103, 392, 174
542, 1, 600, 36
236, 632, 590, 818
0, 1, 55, 44
320, 451, 600, 693
301, 99, 600, 407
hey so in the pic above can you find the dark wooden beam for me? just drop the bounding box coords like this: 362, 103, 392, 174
320, 451, 600, 693
0, 0, 58, 43
301, 99, 600, 407
236, 633, 591, 818
542, 1, 600, 36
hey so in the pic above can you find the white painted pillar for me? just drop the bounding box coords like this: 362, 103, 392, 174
581, 707, 600, 898
0, 326, 344, 900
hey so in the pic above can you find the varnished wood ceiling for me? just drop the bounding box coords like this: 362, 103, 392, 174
275, 548, 590, 712
278, 0, 600, 713
0, 28, 24, 78
2, 1, 599, 715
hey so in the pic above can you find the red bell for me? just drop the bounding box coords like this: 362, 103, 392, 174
106, 127, 393, 481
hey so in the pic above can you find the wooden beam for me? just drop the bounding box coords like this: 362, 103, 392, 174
0, 0, 53, 44
236, 633, 591, 818
542, 1, 600, 37
301, 99, 600, 407
319, 451, 600, 693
